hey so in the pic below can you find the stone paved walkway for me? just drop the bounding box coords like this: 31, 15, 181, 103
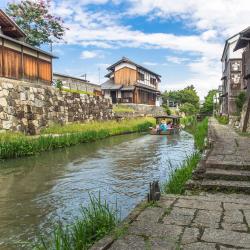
107, 193, 250, 249
187, 118, 250, 192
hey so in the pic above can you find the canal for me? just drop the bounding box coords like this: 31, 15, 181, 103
0, 131, 194, 249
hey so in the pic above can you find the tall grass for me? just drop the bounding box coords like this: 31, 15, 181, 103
35, 194, 119, 250
163, 152, 201, 194
0, 118, 155, 160
193, 117, 208, 151
163, 117, 208, 194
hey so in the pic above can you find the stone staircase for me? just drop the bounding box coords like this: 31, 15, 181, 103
186, 118, 250, 193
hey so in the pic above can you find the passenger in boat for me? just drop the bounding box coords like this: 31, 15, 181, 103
167, 121, 172, 129
160, 121, 167, 132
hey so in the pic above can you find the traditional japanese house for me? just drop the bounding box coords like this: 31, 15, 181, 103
220, 34, 243, 115
234, 27, 250, 131
101, 57, 161, 105
0, 9, 55, 84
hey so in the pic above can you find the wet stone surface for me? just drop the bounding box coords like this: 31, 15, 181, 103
101, 194, 250, 250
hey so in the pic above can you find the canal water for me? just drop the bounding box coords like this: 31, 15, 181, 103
0, 131, 194, 249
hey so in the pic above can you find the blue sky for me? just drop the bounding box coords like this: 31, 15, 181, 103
1, 0, 250, 98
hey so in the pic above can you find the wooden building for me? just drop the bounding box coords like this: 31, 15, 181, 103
0, 9, 55, 84
220, 33, 243, 115
101, 57, 161, 105
234, 27, 250, 131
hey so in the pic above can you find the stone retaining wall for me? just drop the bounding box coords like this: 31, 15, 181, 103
114, 103, 166, 118
0, 78, 113, 135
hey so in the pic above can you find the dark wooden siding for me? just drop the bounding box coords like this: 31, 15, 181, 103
0, 40, 52, 84
38, 59, 52, 83
23, 54, 38, 81
3, 47, 21, 79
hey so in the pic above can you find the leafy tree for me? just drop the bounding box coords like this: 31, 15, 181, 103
6, 0, 67, 47
200, 89, 217, 115
162, 85, 200, 109
179, 102, 198, 116
162, 104, 171, 115
236, 91, 246, 114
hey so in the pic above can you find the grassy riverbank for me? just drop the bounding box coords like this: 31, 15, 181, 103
0, 118, 154, 160
35, 194, 119, 250
164, 117, 208, 194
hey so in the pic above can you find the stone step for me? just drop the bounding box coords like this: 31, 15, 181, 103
206, 160, 250, 171
200, 179, 250, 194
205, 168, 250, 181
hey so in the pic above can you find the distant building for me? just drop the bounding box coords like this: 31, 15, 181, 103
234, 27, 250, 131
101, 57, 161, 105
0, 9, 55, 84
53, 73, 102, 96
220, 33, 244, 115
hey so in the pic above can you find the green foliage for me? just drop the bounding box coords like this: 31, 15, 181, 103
163, 152, 201, 194
180, 115, 196, 128
162, 104, 171, 115
163, 117, 208, 194
216, 115, 229, 125
162, 85, 200, 110
55, 80, 63, 90
35, 194, 119, 250
6, 0, 67, 46
0, 118, 155, 160
236, 91, 246, 114
200, 89, 217, 115
62, 88, 93, 96
179, 103, 198, 115
113, 105, 134, 113
194, 117, 208, 151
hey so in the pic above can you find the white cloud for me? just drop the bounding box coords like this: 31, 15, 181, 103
166, 56, 189, 64
143, 62, 158, 66
50, 0, 250, 98
80, 50, 103, 59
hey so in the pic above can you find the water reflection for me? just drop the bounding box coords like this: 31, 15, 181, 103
0, 132, 194, 249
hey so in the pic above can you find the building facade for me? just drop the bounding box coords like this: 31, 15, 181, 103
53, 73, 102, 95
220, 34, 244, 116
101, 57, 161, 106
234, 27, 250, 131
0, 9, 54, 84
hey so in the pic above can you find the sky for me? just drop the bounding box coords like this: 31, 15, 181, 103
1, 0, 250, 98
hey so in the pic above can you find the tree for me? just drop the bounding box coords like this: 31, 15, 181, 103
200, 89, 217, 115
179, 102, 198, 116
6, 0, 67, 47
162, 85, 200, 109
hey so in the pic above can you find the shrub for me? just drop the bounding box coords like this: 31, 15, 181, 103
216, 115, 229, 125
236, 91, 246, 114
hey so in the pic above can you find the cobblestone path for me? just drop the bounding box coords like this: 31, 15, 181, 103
188, 118, 250, 192
108, 193, 250, 249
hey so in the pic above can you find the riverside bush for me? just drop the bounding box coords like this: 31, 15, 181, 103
35, 194, 119, 250
0, 118, 155, 160
163, 152, 201, 194
163, 117, 208, 194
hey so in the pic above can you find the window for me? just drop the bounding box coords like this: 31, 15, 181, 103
138, 72, 144, 81
150, 77, 156, 85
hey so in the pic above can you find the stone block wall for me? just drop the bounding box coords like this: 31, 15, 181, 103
114, 103, 166, 118
0, 78, 113, 135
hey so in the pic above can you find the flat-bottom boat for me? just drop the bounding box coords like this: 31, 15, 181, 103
150, 115, 181, 135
